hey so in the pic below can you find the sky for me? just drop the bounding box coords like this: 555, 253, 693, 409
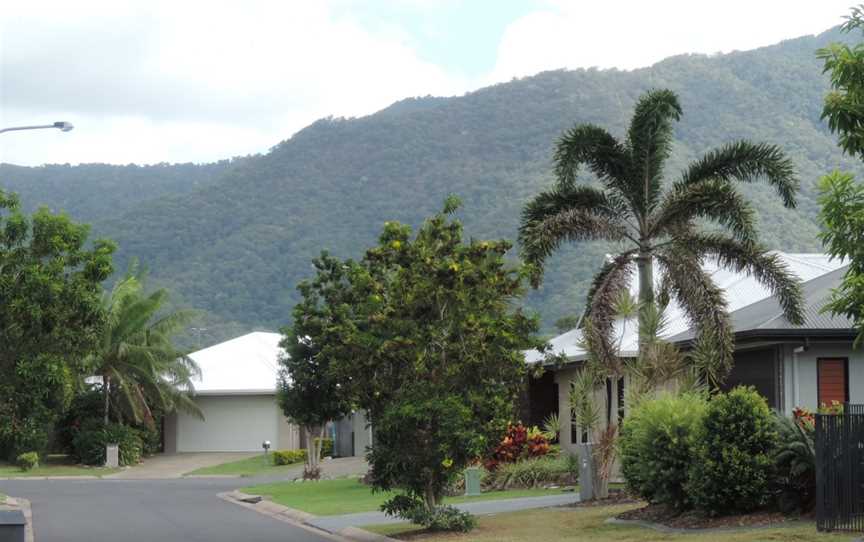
0, 0, 857, 166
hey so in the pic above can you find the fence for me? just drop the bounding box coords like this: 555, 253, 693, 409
815, 404, 864, 532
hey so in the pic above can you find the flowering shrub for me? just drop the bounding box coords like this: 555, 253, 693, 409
484, 423, 550, 471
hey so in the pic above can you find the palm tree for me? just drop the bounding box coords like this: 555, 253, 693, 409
520, 89, 804, 384
88, 268, 202, 426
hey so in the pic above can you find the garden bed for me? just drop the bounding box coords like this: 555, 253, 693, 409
616, 504, 794, 530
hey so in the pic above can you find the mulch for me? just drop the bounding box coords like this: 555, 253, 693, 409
616, 503, 794, 530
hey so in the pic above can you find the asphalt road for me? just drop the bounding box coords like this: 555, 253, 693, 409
1, 477, 333, 542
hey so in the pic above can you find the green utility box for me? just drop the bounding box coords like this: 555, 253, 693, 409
464, 466, 481, 496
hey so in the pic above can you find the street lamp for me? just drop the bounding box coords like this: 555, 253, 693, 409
0, 121, 74, 135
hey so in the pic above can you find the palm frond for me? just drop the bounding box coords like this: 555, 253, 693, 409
520, 185, 629, 285
651, 179, 757, 242
657, 249, 734, 385
582, 251, 636, 370
553, 124, 630, 192
679, 233, 805, 325
626, 89, 682, 213
679, 140, 798, 208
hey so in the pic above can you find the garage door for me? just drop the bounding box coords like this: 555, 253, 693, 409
176, 394, 278, 452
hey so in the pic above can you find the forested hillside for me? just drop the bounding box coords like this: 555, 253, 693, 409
2, 27, 860, 344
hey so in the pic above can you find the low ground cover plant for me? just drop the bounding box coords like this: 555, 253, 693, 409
272, 449, 307, 466
484, 454, 576, 490
382, 495, 476, 533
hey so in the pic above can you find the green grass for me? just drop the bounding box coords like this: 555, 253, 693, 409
186, 453, 304, 477
0, 455, 118, 478
364, 505, 854, 541
242, 478, 573, 516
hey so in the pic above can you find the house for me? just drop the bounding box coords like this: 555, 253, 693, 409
163, 331, 369, 455
525, 253, 857, 456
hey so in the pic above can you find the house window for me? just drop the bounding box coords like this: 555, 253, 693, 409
617, 377, 625, 424
605, 378, 613, 425
818, 358, 849, 407
570, 420, 579, 444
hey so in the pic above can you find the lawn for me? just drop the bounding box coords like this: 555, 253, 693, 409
364, 505, 855, 541
242, 478, 569, 516
0, 455, 118, 478
186, 453, 303, 477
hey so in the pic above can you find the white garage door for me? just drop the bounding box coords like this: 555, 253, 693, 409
176, 394, 278, 452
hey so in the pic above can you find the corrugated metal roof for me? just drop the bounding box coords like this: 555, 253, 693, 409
525, 252, 847, 364
188, 331, 283, 394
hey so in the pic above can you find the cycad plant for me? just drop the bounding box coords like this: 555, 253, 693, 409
520, 88, 804, 384
88, 268, 202, 426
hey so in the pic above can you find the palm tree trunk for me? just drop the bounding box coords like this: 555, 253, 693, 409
636, 252, 655, 351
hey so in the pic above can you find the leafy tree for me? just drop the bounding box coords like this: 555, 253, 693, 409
0, 190, 115, 458
326, 197, 543, 517
277, 252, 355, 479
818, 8, 864, 345
519, 88, 804, 384
554, 315, 580, 333
86, 267, 202, 427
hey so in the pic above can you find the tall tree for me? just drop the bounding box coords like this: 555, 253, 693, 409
326, 198, 543, 523
0, 190, 115, 458
817, 7, 864, 345
519, 88, 804, 384
277, 252, 355, 479
87, 267, 202, 426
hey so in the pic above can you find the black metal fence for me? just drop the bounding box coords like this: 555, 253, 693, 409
815, 404, 864, 532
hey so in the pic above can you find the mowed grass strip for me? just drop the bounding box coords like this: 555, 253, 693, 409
186, 453, 304, 477
0, 455, 118, 478
364, 504, 852, 541
242, 478, 569, 516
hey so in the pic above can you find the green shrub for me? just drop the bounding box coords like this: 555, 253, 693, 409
485, 455, 574, 489
72, 420, 143, 466
3, 417, 51, 460
16, 452, 39, 471
136, 424, 162, 456
315, 437, 334, 458
618, 392, 707, 510
381, 494, 476, 532
54, 388, 103, 455
272, 449, 307, 466
688, 387, 779, 515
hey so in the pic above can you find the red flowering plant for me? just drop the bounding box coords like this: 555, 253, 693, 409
484, 423, 550, 471
792, 401, 844, 433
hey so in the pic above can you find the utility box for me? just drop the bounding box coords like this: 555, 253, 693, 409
577, 443, 595, 502
105, 443, 119, 468
0, 509, 26, 542
464, 466, 482, 496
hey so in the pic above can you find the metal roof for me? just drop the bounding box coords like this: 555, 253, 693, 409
524, 253, 848, 364
188, 332, 283, 395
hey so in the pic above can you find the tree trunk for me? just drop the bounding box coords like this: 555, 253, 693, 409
424, 482, 437, 513
636, 252, 655, 351
103, 374, 110, 425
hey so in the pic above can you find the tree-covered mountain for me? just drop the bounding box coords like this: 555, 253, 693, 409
1, 27, 860, 345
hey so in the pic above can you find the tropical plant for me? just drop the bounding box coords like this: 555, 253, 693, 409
86, 266, 201, 427
16, 452, 39, 471
541, 412, 561, 442
519, 88, 804, 385
774, 414, 816, 513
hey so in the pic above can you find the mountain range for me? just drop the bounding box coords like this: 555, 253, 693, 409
1, 27, 860, 345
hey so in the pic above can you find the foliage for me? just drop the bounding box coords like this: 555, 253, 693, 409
688, 387, 780, 515
277, 254, 355, 478
554, 316, 580, 333
0, 190, 115, 459
484, 455, 575, 490
71, 419, 143, 466
618, 392, 707, 510
773, 414, 816, 513
485, 424, 551, 471
520, 88, 804, 386
54, 388, 105, 455
381, 495, 476, 533
542, 412, 561, 443
315, 438, 333, 458
272, 449, 307, 466
319, 199, 543, 513
817, 171, 864, 345
87, 266, 201, 427
16, 452, 39, 471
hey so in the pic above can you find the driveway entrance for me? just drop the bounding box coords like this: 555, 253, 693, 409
105, 452, 257, 479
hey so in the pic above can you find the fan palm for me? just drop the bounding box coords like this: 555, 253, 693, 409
88, 268, 202, 426
520, 89, 804, 384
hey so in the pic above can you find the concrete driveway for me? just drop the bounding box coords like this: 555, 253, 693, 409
106, 452, 258, 479
1, 477, 335, 542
